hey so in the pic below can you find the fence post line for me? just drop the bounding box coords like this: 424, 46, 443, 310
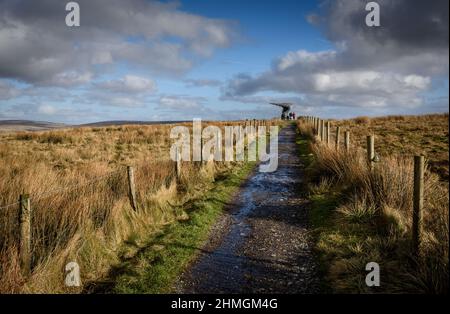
19, 194, 31, 276
335, 126, 340, 150
127, 166, 138, 211
326, 121, 330, 145
367, 135, 375, 170
344, 131, 350, 151
412, 155, 424, 258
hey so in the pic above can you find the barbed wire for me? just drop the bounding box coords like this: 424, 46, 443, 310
0, 200, 21, 210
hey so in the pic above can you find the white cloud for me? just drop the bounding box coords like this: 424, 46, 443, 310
98, 75, 157, 93
224, 44, 441, 112
159, 96, 203, 110
403, 75, 431, 90
0, 0, 236, 85
37, 104, 57, 115
277, 50, 336, 71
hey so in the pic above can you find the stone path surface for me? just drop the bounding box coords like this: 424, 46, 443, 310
176, 124, 320, 294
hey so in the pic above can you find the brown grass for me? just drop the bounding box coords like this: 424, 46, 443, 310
0, 120, 276, 293
328, 113, 449, 180
298, 115, 449, 293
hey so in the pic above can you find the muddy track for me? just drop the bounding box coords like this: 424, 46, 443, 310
176, 124, 320, 294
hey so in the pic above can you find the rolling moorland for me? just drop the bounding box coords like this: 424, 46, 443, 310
0, 113, 448, 293
0, 120, 268, 293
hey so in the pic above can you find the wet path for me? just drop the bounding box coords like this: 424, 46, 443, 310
176, 124, 319, 293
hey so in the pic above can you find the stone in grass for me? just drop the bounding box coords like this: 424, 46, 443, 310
177, 211, 190, 221
151, 244, 165, 251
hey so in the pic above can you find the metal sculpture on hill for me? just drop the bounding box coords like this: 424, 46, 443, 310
270, 102, 292, 120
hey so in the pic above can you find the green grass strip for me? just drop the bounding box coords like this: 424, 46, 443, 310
112, 162, 256, 293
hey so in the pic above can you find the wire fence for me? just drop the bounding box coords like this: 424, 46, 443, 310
0, 119, 279, 279
299, 115, 428, 257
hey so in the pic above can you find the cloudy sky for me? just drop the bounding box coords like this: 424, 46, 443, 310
0, 0, 448, 123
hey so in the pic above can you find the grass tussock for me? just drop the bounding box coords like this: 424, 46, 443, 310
297, 117, 449, 294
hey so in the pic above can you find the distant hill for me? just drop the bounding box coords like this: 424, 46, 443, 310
0, 120, 67, 132
79, 120, 188, 127
0, 119, 191, 132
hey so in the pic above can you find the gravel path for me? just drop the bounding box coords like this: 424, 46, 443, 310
176, 124, 320, 294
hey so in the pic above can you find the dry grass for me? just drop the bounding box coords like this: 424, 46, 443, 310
0, 120, 275, 293
298, 116, 449, 293
324, 113, 449, 180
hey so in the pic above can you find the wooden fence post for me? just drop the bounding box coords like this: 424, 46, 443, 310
317, 119, 321, 139
335, 126, 340, 150
127, 166, 137, 211
321, 120, 325, 142
326, 121, 330, 145
19, 194, 31, 276
412, 155, 424, 257
344, 131, 350, 151
318, 120, 321, 139
367, 135, 375, 170
316, 118, 319, 136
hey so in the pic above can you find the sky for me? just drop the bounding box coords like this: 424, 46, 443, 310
0, 0, 448, 124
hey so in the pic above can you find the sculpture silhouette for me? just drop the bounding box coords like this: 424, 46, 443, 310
270, 103, 292, 120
